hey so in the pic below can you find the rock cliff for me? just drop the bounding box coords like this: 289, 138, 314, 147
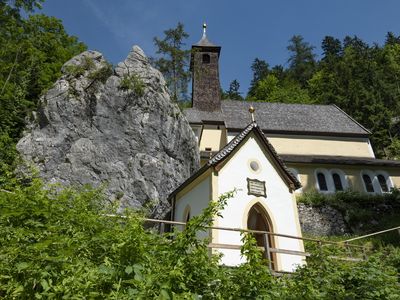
17, 46, 199, 217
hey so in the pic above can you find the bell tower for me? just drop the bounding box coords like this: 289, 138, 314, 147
190, 24, 221, 111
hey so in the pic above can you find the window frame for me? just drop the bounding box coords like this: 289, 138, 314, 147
330, 169, 348, 192
314, 168, 348, 193
314, 168, 331, 193
360, 170, 378, 194
375, 171, 393, 193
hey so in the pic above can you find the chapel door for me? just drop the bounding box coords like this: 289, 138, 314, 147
247, 204, 276, 270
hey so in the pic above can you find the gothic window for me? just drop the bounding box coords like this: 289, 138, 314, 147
202, 54, 210, 64
247, 203, 276, 270
377, 174, 389, 192
317, 172, 328, 191
332, 173, 344, 191
362, 174, 374, 193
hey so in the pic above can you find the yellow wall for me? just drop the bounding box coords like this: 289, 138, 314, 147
199, 125, 227, 152
287, 163, 400, 193
226, 132, 374, 157
266, 135, 374, 158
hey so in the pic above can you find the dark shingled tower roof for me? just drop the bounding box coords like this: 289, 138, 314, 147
185, 100, 371, 137
194, 34, 218, 47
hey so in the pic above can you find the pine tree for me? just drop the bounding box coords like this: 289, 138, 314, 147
321, 36, 342, 61
152, 22, 190, 102
248, 58, 269, 97
226, 79, 243, 100
287, 35, 316, 87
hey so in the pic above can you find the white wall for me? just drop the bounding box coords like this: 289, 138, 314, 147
175, 176, 211, 239
216, 134, 305, 272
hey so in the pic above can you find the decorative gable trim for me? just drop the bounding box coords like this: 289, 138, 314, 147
168, 122, 301, 201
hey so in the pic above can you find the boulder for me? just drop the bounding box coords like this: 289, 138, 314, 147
17, 46, 199, 217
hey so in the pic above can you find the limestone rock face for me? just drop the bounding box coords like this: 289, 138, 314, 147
17, 46, 199, 217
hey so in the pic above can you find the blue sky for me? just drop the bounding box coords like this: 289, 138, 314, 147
41, 0, 400, 95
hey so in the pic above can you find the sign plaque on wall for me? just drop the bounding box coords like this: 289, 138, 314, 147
247, 178, 266, 198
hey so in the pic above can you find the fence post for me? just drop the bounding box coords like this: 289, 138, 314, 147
362, 246, 368, 260
345, 241, 353, 258
263, 233, 272, 271
159, 222, 165, 234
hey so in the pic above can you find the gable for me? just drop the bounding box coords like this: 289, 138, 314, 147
216, 131, 299, 192
169, 122, 300, 201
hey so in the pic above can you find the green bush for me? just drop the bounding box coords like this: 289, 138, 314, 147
88, 62, 113, 83
64, 56, 95, 78
298, 190, 400, 238
118, 73, 145, 96
0, 181, 399, 298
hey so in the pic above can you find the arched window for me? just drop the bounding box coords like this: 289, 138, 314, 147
317, 172, 328, 191
377, 174, 389, 193
202, 54, 210, 64
247, 203, 276, 270
362, 174, 374, 193
332, 173, 344, 191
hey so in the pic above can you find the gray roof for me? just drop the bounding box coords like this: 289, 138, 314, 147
194, 35, 219, 47
185, 100, 370, 136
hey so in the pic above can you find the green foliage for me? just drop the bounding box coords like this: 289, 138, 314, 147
152, 22, 190, 101
1, 0, 43, 14
0, 2, 87, 170
223, 79, 243, 100
287, 35, 317, 87
118, 73, 145, 97
307, 37, 399, 157
385, 138, 400, 160
177, 100, 192, 110
87, 62, 113, 83
298, 190, 400, 244
248, 58, 270, 97
247, 74, 314, 104
248, 33, 400, 157
1, 180, 399, 298
64, 56, 95, 77
288, 246, 399, 299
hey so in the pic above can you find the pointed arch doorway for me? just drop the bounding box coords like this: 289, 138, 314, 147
247, 203, 276, 270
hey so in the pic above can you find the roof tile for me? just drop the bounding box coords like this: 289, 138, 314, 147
185, 100, 370, 136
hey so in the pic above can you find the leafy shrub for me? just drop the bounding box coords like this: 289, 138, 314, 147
64, 56, 95, 78
0, 181, 399, 298
298, 190, 400, 236
88, 62, 113, 83
118, 73, 145, 96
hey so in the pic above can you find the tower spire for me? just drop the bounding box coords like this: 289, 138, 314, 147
190, 23, 221, 111
249, 106, 256, 122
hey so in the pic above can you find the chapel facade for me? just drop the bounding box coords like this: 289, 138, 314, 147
168, 25, 400, 272
185, 26, 400, 195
